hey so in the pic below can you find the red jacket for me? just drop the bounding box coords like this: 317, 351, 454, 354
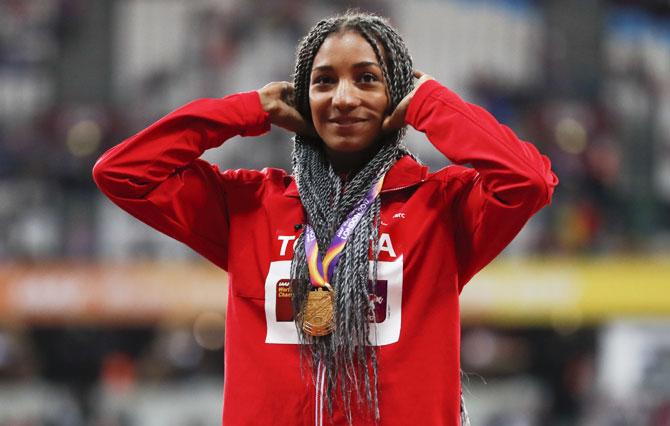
93, 80, 558, 425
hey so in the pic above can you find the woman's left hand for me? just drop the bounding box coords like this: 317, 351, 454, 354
382, 70, 434, 132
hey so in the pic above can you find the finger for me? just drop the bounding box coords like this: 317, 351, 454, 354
270, 81, 287, 94
280, 81, 293, 99
280, 83, 295, 106
381, 115, 395, 133
281, 82, 293, 96
383, 113, 404, 133
284, 108, 316, 137
413, 70, 424, 79
418, 74, 433, 84
381, 102, 406, 133
294, 117, 316, 137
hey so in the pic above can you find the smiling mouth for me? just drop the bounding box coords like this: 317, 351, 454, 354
330, 117, 367, 125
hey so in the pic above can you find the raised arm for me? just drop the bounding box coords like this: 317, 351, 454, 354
92, 91, 270, 269
404, 78, 558, 289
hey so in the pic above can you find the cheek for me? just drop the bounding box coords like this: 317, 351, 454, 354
308, 94, 327, 127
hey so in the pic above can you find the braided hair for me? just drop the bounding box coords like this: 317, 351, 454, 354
288, 11, 414, 423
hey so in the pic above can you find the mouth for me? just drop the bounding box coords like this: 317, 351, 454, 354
329, 116, 367, 126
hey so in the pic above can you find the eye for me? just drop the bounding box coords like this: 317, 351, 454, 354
312, 75, 334, 85
359, 72, 379, 84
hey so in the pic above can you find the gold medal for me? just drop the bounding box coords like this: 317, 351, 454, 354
303, 287, 335, 336
301, 176, 384, 337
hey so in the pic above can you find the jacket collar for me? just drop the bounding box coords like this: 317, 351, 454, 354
283, 155, 427, 197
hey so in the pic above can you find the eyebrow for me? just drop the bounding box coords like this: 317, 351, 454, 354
311, 61, 382, 73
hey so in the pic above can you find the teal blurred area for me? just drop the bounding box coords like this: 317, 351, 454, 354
1, 0, 669, 424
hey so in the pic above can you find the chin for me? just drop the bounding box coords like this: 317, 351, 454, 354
322, 134, 376, 154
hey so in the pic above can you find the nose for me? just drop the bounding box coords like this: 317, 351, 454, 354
332, 80, 360, 111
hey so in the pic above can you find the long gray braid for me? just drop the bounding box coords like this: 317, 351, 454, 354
288, 11, 414, 423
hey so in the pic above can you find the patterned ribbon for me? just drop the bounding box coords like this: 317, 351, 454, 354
304, 175, 385, 290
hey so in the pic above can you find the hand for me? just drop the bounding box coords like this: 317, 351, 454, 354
382, 70, 435, 133
258, 82, 315, 137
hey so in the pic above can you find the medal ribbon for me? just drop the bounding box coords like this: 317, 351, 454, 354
304, 175, 385, 290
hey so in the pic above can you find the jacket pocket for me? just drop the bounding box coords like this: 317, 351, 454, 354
229, 259, 293, 301
229, 274, 266, 300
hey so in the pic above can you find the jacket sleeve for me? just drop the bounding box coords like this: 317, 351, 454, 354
405, 80, 559, 290
92, 91, 270, 270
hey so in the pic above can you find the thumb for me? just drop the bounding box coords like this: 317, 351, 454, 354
284, 107, 316, 137
381, 114, 396, 133
382, 97, 411, 133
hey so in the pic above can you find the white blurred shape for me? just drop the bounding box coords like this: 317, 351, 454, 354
66, 119, 102, 157
10, 207, 58, 257
166, 329, 203, 369
193, 311, 225, 350
597, 320, 670, 400
555, 117, 588, 155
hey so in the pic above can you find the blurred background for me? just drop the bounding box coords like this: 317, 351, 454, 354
0, 0, 669, 424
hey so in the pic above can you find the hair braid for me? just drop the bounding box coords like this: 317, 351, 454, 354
289, 11, 414, 423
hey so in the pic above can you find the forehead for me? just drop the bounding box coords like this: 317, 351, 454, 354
311, 30, 380, 70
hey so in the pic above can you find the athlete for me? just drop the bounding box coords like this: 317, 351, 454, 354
93, 11, 558, 426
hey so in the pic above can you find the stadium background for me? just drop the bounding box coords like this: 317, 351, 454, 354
1, 0, 669, 424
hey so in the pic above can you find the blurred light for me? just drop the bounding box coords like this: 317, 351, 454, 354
12, 210, 59, 257
101, 351, 136, 394
462, 329, 497, 369
0, 332, 10, 367
555, 117, 587, 154
66, 119, 102, 157
193, 312, 225, 351
166, 329, 202, 369
551, 309, 583, 336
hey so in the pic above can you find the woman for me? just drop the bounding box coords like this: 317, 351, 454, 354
93, 11, 558, 426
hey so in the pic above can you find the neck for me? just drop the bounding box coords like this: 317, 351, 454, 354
326, 145, 377, 175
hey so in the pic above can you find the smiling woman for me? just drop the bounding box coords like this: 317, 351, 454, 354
92, 10, 558, 426
308, 31, 390, 169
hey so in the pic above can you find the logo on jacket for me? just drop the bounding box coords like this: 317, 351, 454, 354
264, 257, 403, 346
276, 232, 397, 259
274, 279, 388, 323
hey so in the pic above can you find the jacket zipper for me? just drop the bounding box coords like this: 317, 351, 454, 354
314, 366, 469, 425
311, 180, 423, 426
380, 180, 425, 194
315, 362, 326, 426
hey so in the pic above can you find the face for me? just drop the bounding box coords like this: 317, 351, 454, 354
309, 31, 389, 169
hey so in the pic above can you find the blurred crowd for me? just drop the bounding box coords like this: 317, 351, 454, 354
0, 0, 668, 263
0, 0, 669, 425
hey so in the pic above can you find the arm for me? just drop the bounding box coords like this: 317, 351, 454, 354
405, 79, 559, 289
92, 91, 270, 270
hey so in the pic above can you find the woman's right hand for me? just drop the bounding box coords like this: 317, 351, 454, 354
258, 82, 315, 137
